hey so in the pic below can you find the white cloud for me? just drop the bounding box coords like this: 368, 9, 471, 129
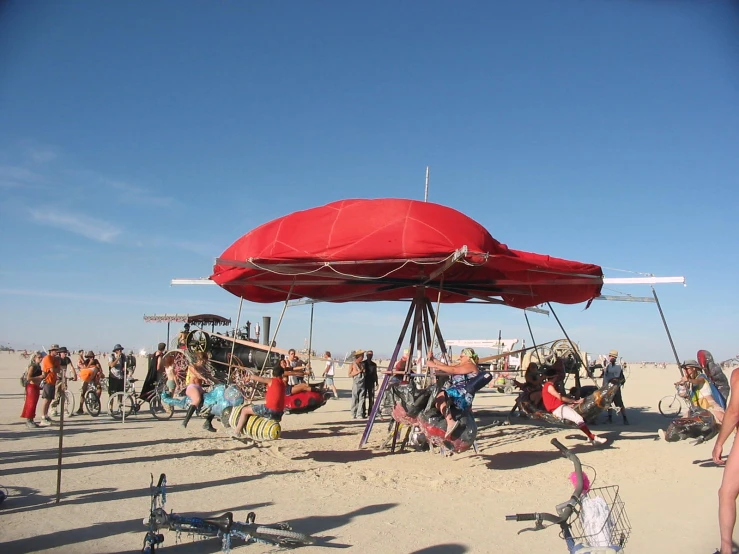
105, 178, 175, 208
0, 165, 45, 189
27, 146, 59, 163
29, 208, 122, 243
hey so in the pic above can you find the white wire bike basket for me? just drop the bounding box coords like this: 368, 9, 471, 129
569, 485, 631, 551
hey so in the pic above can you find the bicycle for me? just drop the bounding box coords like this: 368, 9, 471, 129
49, 379, 75, 421
658, 383, 692, 418
506, 438, 631, 553
142, 473, 315, 553
81, 380, 103, 417
108, 377, 170, 420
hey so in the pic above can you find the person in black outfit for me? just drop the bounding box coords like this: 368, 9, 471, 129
363, 350, 378, 418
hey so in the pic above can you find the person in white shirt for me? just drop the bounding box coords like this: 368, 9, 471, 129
322, 351, 339, 399
603, 349, 628, 424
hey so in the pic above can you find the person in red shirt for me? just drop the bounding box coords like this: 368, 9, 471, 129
540, 366, 607, 446
231, 366, 287, 437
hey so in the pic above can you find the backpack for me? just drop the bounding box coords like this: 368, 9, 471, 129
20, 372, 28, 388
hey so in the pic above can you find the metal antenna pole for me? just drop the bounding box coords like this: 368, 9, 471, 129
651, 287, 684, 377
424, 166, 430, 202
524, 311, 541, 364
307, 303, 315, 380
227, 297, 244, 384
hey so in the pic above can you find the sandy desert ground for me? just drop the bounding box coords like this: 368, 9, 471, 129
0, 351, 735, 553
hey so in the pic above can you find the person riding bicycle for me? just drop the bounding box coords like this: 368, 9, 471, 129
231, 366, 287, 438
76, 351, 102, 415
181, 351, 216, 432
426, 348, 480, 439
541, 366, 607, 446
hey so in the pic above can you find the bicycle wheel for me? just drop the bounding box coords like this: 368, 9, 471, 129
658, 395, 682, 418
50, 391, 75, 420
149, 393, 174, 420
253, 526, 315, 546
108, 392, 135, 420
85, 391, 101, 417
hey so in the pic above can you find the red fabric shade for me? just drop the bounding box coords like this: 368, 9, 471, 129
210, 199, 603, 308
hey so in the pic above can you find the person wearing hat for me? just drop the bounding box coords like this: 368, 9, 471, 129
39, 344, 62, 425
676, 360, 726, 424
348, 350, 366, 419
603, 349, 628, 425
177, 323, 190, 349
75, 351, 103, 415
108, 344, 127, 395
20, 351, 45, 428
50, 347, 78, 417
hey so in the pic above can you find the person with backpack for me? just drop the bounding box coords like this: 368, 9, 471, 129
698, 349, 730, 403
20, 351, 45, 428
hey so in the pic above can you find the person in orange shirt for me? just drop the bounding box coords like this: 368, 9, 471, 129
76, 351, 102, 415
40, 344, 61, 426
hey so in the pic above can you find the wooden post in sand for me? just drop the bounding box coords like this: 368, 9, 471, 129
55, 373, 66, 503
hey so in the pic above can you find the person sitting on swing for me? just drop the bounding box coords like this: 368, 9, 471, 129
541, 366, 607, 446
426, 348, 480, 439
279, 359, 313, 396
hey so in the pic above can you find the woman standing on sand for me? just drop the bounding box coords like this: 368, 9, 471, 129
20, 351, 44, 428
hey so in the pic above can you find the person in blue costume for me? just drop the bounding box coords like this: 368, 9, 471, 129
426, 348, 480, 439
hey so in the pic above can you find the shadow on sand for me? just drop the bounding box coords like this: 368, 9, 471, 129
0, 470, 300, 516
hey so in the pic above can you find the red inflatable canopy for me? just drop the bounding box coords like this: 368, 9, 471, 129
211, 199, 603, 309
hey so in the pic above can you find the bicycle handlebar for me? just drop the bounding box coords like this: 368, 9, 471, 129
505, 438, 584, 528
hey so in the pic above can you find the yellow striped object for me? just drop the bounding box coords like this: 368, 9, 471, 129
229, 404, 281, 441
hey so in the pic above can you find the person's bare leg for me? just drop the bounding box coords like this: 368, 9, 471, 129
233, 405, 255, 434
293, 383, 311, 394
434, 393, 456, 437
331, 384, 339, 398
719, 437, 739, 553
41, 398, 51, 418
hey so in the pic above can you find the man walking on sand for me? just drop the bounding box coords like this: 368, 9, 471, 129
603, 349, 628, 425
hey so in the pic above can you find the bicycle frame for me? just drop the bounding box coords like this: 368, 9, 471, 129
506, 438, 624, 553
143, 473, 314, 553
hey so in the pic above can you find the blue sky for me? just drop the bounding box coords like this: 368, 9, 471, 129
1, 1, 737, 362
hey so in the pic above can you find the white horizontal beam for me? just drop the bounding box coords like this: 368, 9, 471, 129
594, 295, 656, 303
171, 278, 216, 286
602, 276, 685, 285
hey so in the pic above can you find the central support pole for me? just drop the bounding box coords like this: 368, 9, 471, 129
360, 287, 426, 448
